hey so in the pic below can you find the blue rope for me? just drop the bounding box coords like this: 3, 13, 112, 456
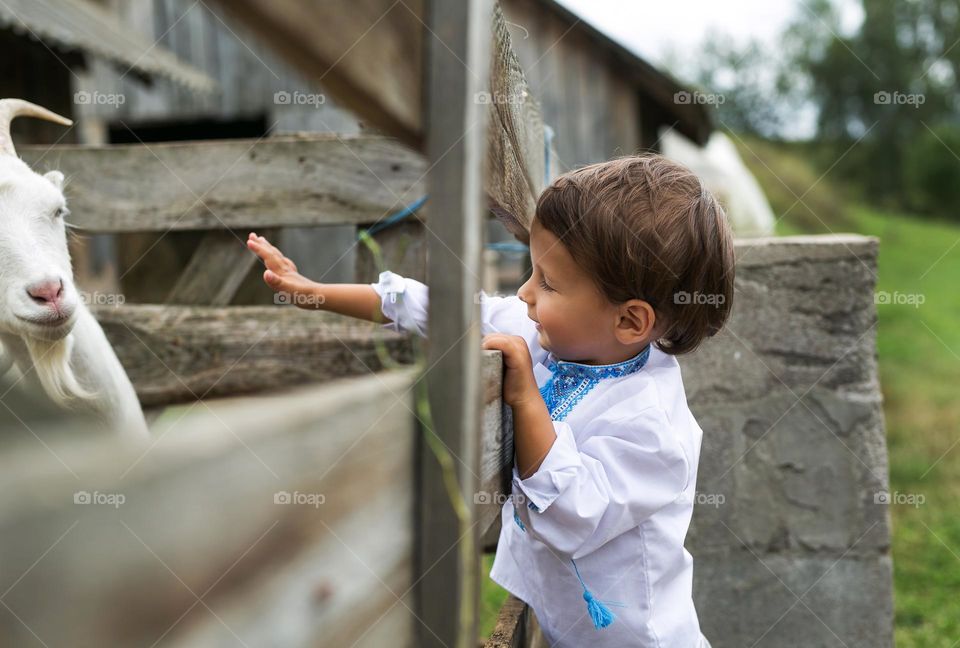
486, 241, 529, 254
360, 195, 429, 238
359, 195, 532, 254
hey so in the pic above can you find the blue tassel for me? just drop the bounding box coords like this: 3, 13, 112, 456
582, 589, 616, 629
571, 559, 623, 629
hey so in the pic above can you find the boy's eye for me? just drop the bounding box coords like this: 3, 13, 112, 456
538, 277, 554, 292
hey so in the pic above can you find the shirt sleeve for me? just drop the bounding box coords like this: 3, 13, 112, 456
511, 406, 690, 559
369, 270, 531, 339
369, 270, 429, 337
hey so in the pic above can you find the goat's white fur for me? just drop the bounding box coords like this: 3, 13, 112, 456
0, 99, 148, 438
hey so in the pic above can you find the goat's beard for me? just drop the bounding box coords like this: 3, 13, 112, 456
23, 334, 98, 405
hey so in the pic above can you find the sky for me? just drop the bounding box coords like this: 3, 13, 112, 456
554, 0, 864, 69
553, 0, 866, 139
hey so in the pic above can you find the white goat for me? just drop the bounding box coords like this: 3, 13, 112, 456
0, 99, 148, 438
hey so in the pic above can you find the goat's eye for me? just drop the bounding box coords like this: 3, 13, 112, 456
54, 207, 69, 219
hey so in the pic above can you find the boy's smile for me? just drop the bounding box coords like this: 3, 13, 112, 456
517, 219, 655, 366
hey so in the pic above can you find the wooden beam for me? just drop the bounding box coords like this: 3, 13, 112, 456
90, 299, 509, 536
211, 0, 424, 148
0, 369, 419, 647
482, 595, 533, 648
19, 135, 426, 232
478, 350, 513, 538
86, 303, 509, 525
165, 229, 270, 305
418, 0, 493, 645
91, 304, 417, 407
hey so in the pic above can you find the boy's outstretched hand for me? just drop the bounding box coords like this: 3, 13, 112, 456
246, 232, 320, 307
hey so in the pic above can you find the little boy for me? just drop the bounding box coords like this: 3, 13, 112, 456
247, 154, 733, 647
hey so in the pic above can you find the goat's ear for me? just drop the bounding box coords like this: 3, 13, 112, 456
44, 170, 64, 190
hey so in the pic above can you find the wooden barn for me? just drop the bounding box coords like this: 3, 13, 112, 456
0, 1, 893, 646
54, 0, 712, 299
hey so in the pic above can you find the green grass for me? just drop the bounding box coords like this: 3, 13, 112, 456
481, 553, 508, 638
841, 206, 960, 646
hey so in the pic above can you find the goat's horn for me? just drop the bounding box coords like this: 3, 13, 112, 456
0, 99, 73, 156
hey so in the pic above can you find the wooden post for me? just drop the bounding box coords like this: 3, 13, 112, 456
418, 1, 492, 646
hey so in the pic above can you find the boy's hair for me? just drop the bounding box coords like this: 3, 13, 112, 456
535, 153, 735, 356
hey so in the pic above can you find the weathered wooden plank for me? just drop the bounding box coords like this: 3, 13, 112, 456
210, 0, 424, 148
90, 304, 417, 406
483, 595, 532, 648
92, 298, 508, 532
418, 0, 493, 646
165, 229, 268, 305
19, 135, 427, 232
479, 350, 512, 537
0, 369, 418, 648
86, 304, 509, 513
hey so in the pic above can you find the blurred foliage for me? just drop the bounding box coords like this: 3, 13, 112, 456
792, 0, 960, 212
903, 122, 960, 218
682, 0, 960, 219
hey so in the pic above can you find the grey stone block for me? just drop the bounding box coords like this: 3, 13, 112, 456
680, 235, 893, 648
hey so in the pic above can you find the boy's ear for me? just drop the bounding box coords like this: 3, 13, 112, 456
614, 299, 657, 345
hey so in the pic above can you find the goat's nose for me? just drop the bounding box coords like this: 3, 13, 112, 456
26, 279, 64, 307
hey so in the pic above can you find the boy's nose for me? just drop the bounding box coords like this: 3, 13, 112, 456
517, 285, 532, 306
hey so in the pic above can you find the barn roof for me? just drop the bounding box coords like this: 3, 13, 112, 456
535, 0, 714, 145
0, 0, 217, 93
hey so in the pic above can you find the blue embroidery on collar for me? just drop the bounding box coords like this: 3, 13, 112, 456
539, 344, 651, 421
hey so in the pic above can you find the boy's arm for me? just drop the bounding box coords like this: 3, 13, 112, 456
312, 283, 386, 322
511, 406, 691, 560
248, 232, 532, 341
247, 232, 390, 324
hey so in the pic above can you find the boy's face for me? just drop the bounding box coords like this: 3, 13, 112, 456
517, 220, 639, 365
